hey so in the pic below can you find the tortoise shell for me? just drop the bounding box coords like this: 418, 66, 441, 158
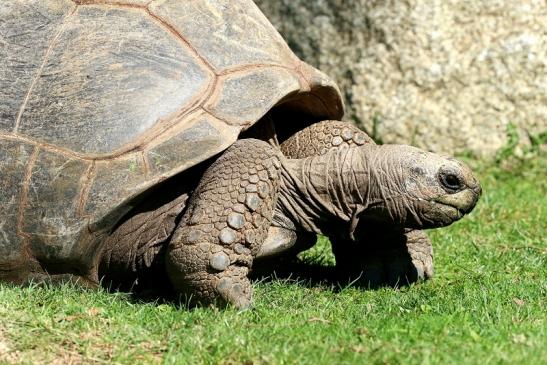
0, 0, 343, 279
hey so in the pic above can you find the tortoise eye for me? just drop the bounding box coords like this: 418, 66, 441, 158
439, 171, 463, 193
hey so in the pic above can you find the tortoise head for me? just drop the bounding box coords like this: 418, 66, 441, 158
359, 145, 482, 229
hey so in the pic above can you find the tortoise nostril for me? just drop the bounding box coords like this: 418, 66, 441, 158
439, 172, 463, 192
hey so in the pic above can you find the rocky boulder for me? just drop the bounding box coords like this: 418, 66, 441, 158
255, 0, 547, 156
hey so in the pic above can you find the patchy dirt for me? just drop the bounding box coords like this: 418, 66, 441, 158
0, 330, 21, 364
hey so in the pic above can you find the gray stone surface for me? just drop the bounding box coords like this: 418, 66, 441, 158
255, 0, 547, 156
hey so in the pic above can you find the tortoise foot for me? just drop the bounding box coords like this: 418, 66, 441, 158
166, 139, 281, 308
334, 230, 434, 288
167, 241, 253, 309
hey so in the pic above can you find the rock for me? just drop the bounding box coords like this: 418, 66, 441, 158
256, 0, 547, 156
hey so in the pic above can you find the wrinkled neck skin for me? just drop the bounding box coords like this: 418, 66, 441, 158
275, 145, 406, 240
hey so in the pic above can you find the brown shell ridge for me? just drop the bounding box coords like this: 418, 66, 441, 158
0, 99, 216, 162
123, 74, 218, 154
74, 1, 218, 77
0, 68, 216, 162
71, 1, 154, 7
73, 1, 219, 76
199, 108, 235, 130
13, 5, 78, 135
12, 1, 223, 160
0, 132, 135, 162
295, 61, 313, 91
217, 63, 300, 77
294, 62, 344, 120
199, 109, 238, 129
16, 147, 40, 244
140, 150, 150, 176
205, 64, 305, 117
202, 65, 307, 129
142, 109, 207, 152
145, 6, 218, 75
144, 3, 300, 77
77, 161, 97, 217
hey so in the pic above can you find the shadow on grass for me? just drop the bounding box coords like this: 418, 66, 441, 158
99, 256, 422, 309
21, 248, 422, 309
250, 256, 422, 292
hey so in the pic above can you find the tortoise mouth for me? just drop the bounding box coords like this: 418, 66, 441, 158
432, 189, 479, 216
430, 200, 465, 219
414, 197, 467, 228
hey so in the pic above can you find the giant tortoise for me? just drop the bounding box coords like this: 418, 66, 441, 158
0, 0, 481, 308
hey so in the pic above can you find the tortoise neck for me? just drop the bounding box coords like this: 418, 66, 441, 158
275, 147, 372, 237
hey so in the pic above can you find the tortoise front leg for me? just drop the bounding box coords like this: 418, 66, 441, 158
166, 139, 281, 309
332, 229, 434, 287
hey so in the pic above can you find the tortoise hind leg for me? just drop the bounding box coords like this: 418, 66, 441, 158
166, 139, 281, 308
99, 192, 189, 291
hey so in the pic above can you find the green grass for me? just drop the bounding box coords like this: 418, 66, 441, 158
0, 157, 545, 364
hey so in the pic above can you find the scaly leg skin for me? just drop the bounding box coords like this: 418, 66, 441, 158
256, 227, 316, 259
332, 229, 434, 287
280, 120, 374, 157
279, 120, 434, 286
404, 230, 434, 282
166, 139, 281, 309
99, 192, 189, 291
251, 227, 316, 278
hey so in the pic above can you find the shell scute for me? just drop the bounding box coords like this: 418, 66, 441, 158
23, 150, 89, 263
0, 0, 75, 132
17, 5, 212, 155
149, 0, 296, 71
0, 140, 35, 271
